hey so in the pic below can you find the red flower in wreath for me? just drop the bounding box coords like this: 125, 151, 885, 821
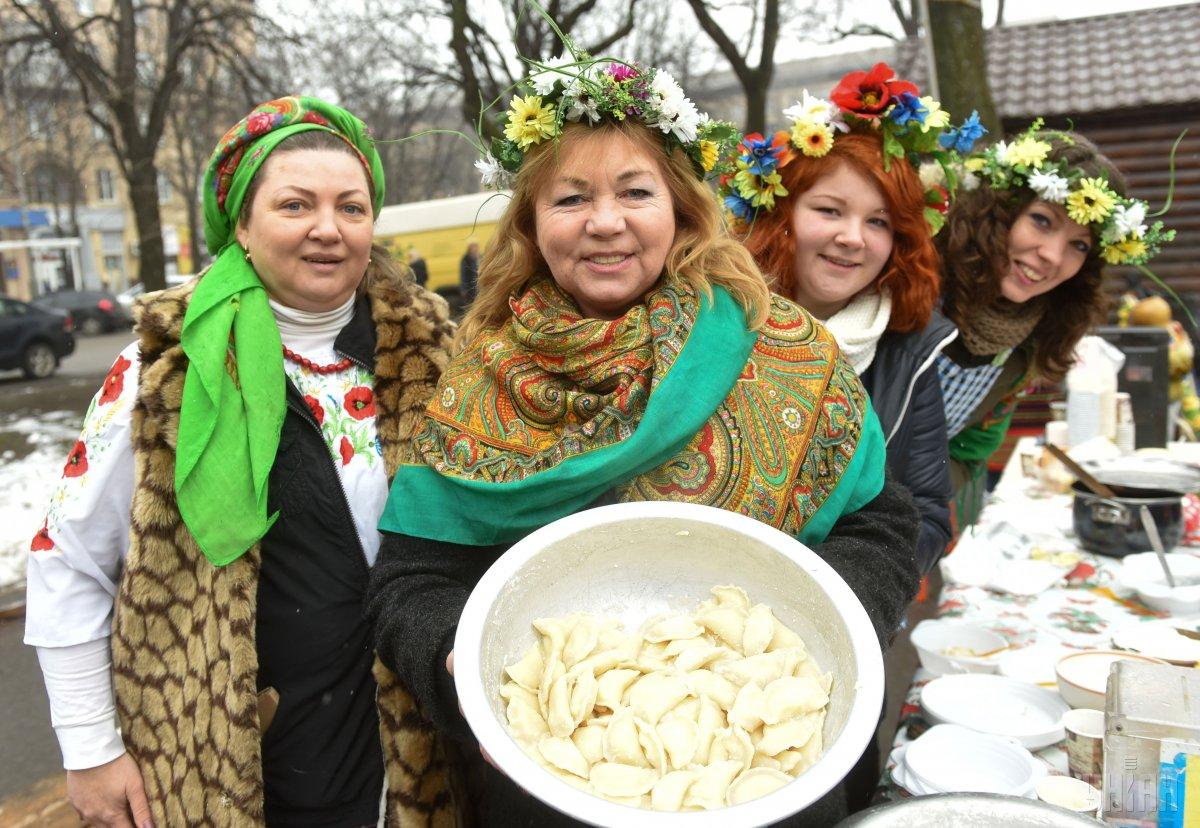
246, 111, 275, 136
63, 441, 88, 477
339, 436, 354, 466
31, 520, 54, 552
926, 184, 950, 215
343, 387, 375, 420
304, 394, 325, 425
99, 355, 132, 405
830, 62, 918, 120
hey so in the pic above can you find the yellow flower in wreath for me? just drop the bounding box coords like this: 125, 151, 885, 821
699, 140, 719, 172
791, 121, 835, 158
1066, 178, 1117, 226
1102, 237, 1148, 265
504, 95, 557, 148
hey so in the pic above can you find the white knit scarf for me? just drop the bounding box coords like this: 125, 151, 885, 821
822, 288, 893, 375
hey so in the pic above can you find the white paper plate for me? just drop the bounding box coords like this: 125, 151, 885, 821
905, 724, 1043, 797
1112, 619, 1200, 665
920, 674, 1069, 750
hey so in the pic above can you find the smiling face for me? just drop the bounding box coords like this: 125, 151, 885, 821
235, 149, 374, 312
1000, 200, 1092, 303
533, 134, 676, 319
788, 163, 894, 320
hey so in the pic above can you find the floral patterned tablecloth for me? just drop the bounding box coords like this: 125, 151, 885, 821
873, 438, 1191, 803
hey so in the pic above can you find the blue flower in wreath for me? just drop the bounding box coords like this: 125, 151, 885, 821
888, 92, 928, 128
724, 192, 756, 222
939, 111, 987, 153
739, 133, 786, 176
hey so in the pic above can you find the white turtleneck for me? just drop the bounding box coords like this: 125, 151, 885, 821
821, 288, 893, 375
270, 294, 356, 357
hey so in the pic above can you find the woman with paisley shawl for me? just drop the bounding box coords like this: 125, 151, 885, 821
367, 56, 919, 825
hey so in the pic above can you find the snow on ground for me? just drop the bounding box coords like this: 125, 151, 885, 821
0, 412, 82, 589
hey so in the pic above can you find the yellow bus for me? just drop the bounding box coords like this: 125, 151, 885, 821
374, 191, 510, 292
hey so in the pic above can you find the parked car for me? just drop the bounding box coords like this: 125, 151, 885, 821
0, 296, 75, 379
34, 289, 130, 335
116, 274, 194, 313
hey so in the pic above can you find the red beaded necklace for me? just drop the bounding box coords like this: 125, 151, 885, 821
282, 345, 353, 375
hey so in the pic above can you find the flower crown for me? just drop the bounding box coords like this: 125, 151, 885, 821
475, 54, 740, 191
966, 120, 1175, 267
719, 62, 986, 234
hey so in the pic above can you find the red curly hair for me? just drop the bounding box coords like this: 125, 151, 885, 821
741, 131, 941, 333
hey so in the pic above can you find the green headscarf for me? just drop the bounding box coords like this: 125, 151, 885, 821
178, 96, 385, 566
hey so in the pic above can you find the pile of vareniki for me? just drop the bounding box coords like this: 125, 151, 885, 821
499, 585, 833, 812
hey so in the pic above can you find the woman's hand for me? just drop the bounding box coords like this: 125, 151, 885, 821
66, 753, 154, 828
446, 649, 501, 772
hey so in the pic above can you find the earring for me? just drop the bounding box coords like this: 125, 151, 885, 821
244, 251, 252, 263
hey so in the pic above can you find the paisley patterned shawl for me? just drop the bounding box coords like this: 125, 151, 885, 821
380, 275, 886, 545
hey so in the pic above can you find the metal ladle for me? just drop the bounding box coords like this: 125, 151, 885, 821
1139, 504, 1177, 588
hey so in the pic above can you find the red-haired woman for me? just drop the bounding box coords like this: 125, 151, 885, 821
729, 66, 979, 575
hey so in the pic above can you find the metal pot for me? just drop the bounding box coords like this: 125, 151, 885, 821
1072, 481, 1183, 558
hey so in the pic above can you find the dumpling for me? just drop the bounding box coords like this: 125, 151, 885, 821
636, 640, 673, 673
708, 725, 755, 772
563, 615, 600, 668
650, 769, 698, 812
505, 645, 544, 692
757, 712, 821, 756
595, 668, 640, 712
715, 650, 793, 689
572, 722, 607, 766
696, 606, 747, 650
570, 670, 599, 726
683, 759, 743, 810
642, 613, 704, 643
728, 681, 766, 732
546, 673, 574, 737
589, 762, 660, 798
768, 616, 807, 655
602, 707, 651, 768
726, 767, 792, 805
538, 735, 590, 779
742, 604, 775, 657
657, 715, 699, 769
685, 669, 737, 710
537, 656, 565, 719
505, 687, 549, 744
693, 693, 726, 765
626, 673, 691, 724
636, 716, 668, 775
710, 585, 751, 611
672, 642, 734, 673
762, 676, 829, 725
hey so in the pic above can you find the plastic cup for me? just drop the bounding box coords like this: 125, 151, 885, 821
1061, 707, 1104, 787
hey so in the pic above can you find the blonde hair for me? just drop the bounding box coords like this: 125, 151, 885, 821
455, 121, 771, 349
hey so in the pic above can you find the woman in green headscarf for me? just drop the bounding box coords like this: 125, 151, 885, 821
25, 97, 459, 826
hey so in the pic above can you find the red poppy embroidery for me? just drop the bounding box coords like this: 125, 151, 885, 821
343, 387, 375, 420
99, 355, 132, 405
304, 394, 325, 425
31, 521, 54, 552
339, 436, 354, 465
63, 441, 88, 477
246, 112, 274, 136
301, 112, 329, 126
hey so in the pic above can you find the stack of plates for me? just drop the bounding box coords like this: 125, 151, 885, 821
920, 673, 1068, 749
891, 724, 1045, 798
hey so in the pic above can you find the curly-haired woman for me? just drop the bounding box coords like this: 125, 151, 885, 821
936, 130, 1129, 517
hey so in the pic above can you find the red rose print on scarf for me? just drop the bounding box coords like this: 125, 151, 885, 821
63, 441, 88, 478
99, 355, 132, 405
339, 436, 354, 465
246, 112, 275, 136
304, 394, 325, 425
31, 521, 54, 552
343, 387, 375, 420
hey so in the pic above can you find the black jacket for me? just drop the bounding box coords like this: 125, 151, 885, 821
257, 296, 384, 827
365, 472, 919, 827
859, 311, 957, 575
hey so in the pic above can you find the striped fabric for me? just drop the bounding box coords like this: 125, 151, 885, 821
937, 352, 1008, 438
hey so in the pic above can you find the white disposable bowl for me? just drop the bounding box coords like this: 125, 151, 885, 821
1035, 775, 1101, 814
910, 619, 1007, 676
1117, 553, 1200, 615
1055, 650, 1168, 710
454, 501, 885, 827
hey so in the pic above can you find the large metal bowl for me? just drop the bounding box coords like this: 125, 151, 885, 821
454, 501, 885, 827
